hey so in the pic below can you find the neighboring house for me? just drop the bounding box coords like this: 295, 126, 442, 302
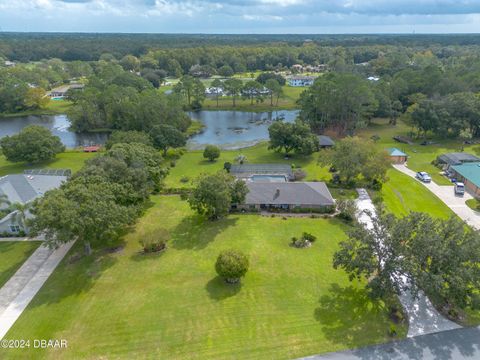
48, 83, 85, 98
230, 164, 293, 182
387, 148, 408, 164
237, 182, 335, 212
367, 76, 380, 81
0, 170, 70, 235
437, 153, 480, 169
318, 135, 335, 149
288, 76, 315, 87
450, 162, 480, 198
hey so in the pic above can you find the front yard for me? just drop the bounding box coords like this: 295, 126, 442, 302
0, 241, 42, 288
2, 196, 405, 359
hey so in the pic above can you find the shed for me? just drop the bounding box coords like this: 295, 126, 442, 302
387, 148, 407, 164
318, 135, 335, 148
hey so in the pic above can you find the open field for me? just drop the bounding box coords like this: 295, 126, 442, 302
2, 196, 405, 359
0, 242, 41, 288
0, 150, 96, 177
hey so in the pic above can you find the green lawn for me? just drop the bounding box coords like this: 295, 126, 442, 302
0, 100, 72, 118
0, 242, 41, 288
381, 169, 455, 219
2, 196, 405, 359
201, 85, 305, 111
166, 142, 331, 189
0, 150, 96, 177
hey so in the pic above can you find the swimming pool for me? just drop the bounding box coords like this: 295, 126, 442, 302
250, 175, 287, 182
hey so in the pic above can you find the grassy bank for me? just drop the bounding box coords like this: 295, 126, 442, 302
0, 100, 72, 119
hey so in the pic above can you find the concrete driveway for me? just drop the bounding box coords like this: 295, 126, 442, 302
393, 164, 480, 230
355, 189, 460, 338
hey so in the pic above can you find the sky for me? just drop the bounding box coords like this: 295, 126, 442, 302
1, 0, 480, 33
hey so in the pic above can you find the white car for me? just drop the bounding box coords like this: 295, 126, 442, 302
454, 182, 465, 196
416, 171, 432, 183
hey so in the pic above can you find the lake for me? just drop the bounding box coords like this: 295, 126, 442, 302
0, 110, 299, 150
187, 110, 298, 150
0, 114, 108, 148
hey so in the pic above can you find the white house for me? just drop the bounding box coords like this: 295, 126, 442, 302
288, 76, 316, 87
0, 170, 69, 235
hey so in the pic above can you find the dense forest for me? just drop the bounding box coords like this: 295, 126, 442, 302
2, 33, 480, 139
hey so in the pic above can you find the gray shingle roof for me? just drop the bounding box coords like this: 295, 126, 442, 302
0, 174, 67, 205
437, 153, 480, 166
245, 182, 335, 206
318, 135, 335, 147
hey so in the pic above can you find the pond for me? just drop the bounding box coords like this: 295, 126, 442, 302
0, 114, 108, 148
187, 110, 299, 150
0, 110, 299, 150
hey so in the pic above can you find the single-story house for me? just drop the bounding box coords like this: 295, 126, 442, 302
387, 148, 408, 164
237, 182, 335, 212
0, 170, 69, 235
48, 83, 85, 98
437, 153, 480, 168
230, 164, 293, 181
450, 162, 480, 198
288, 76, 316, 87
318, 135, 335, 148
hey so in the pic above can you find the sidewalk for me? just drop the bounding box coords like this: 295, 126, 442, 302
0, 241, 75, 339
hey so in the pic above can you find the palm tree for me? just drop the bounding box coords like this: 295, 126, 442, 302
10, 202, 31, 233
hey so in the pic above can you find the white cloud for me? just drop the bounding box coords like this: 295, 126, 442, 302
0, 0, 480, 32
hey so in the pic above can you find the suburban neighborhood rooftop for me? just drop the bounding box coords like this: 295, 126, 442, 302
245, 182, 335, 206
0, 172, 69, 205
451, 162, 480, 188
437, 152, 480, 166
388, 148, 407, 157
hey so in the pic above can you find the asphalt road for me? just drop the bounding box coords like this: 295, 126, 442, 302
299, 326, 480, 360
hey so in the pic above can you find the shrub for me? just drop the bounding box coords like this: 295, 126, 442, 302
224, 161, 232, 172
203, 145, 221, 162
302, 232, 317, 243
368, 178, 383, 191
215, 249, 249, 284
140, 228, 169, 253
291, 232, 316, 248
388, 324, 397, 337
336, 199, 357, 222
170, 160, 176, 168
293, 169, 307, 181
180, 176, 189, 183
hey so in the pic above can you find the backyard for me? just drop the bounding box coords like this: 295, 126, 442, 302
1, 196, 405, 359
0, 151, 96, 177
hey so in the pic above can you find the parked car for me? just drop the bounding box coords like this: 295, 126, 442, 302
416, 171, 432, 183
455, 182, 465, 196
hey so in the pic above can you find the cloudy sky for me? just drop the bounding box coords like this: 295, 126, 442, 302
1, 0, 480, 33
